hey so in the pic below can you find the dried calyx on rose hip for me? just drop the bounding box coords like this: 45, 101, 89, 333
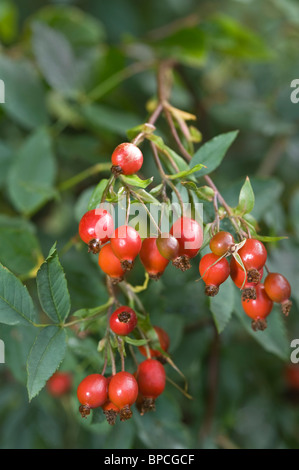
170, 217, 203, 271
264, 272, 292, 316
111, 142, 143, 177
230, 256, 263, 301
79, 208, 114, 254
199, 252, 230, 297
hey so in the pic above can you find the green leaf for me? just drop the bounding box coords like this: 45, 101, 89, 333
36, 245, 71, 324
166, 163, 205, 180
121, 174, 153, 189
0, 56, 48, 129
155, 26, 206, 67
180, 182, 215, 202
0, 140, 13, 189
210, 277, 235, 333
0, 264, 37, 326
235, 176, 255, 215
131, 188, 160, 205
26, 326, 67, 400
123, 336, 148, 346
87, 179, 109, 210
0, 215, 42, 276
234, 304, 289, 361
190, 130, 239, 177
31, 5, 105, 48
32, 22, 85, 98
254, 234, 288, 242
8, 128, 57, 216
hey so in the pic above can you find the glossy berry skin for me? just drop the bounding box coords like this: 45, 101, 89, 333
264, 273, 291, 303
136, 359, 166, 399
111, 143, 143, 176
236, 238, 267, 272
156, 233, 180, 261
138, 326, 170, 358
109, 306, 138, 336
199, 253, 230, 296
139, 238, 169, 280
108, 372, 138, 421
77, 374, 108, 409
79, 209, 114, 247
170, 217, 203, 259
209, 231, 235, 256
98, 243, 125, 281
241, 283, 273, 331
46, 372, 72, 397
110, 225, 142, 271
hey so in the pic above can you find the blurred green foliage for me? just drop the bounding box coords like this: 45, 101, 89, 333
0, 0, 299, 450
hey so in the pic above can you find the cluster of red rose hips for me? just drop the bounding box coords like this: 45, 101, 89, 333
200, 231, 292, 331
75, 141, 292, 422
77, 306, 169, 424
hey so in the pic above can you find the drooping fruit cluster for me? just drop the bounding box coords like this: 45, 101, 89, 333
76, 301, 168, 424
198, 231, 292, 331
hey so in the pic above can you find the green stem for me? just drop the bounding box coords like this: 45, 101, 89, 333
58, 163, 111, 192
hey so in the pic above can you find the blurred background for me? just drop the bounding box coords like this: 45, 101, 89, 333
0, 0, 299, 449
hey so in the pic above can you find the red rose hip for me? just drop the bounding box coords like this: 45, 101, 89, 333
111, 143, 143, 176
136, 359, 166, 415
139, 237, 169, 280
77, 374, 108, 417
109, 306, 138, 336
264, 272, 292, 316
199, 252, 230, 296
79, 208, 114, 254
110, 225, 142, 271
98, 243, 125, 283
241, 283, 273, 331
108, 371, 138, 421
170, 217, 203, 271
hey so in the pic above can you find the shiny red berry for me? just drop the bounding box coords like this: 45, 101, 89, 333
109, 306, 138, 336
79, 208, 114, 254
235, 238, 267, 283
241, 283, 273, 331
209, 231, 235, 256
170, 217, 203, 271
77, 374, 108, 417
199, 252, 230, 296
111, 143, 143, 176
138, 326, 170, 359
108, 371, 139, 421
230, 257, 263, 301
136, 359, 166, 415
264, 272, 292, 316
156, 233, 180, 261
139, 237, 169, 280
110, 225, 142, 271
46, 371, 72, 397
98, 243, 125, 283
